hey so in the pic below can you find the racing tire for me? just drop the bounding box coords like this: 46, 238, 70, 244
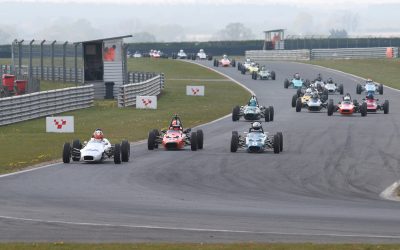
353, 99, 358, 106
147, 131, 156, 150
208, 55, 213, 61
231, 60, 236, 67
327, 101, 334, 116
190, 132, 198, 151
252, 72, 257, 80
273, 134, 280, 154
284, 79, 289, 88
379, 84, 383, 95
383, 100, 389, 114
214, 59, 219, 67
271, 71, 276, 80
356, 84, 362, 94
241, 68, 246, 75
196, 129, 204, 149
72, 139, 81, 161
304, 79, 311, 87
264, 107, 270, 122
295, 98, 302, 112
230, 131, 239, 153
114, 143, 121, 164
277, 132, 283, 152
121, 140, 130, 162
361, 102, 367, 117
269, 106, 274, 121
62, 142, 71, 163
232, 106, 240, 121
237, 63, 242, 71
338, 84, 344, 95
292, 94, 298, 108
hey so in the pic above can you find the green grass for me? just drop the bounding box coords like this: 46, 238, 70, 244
307, 59, 400, 90
40, 80, 77, 91
1, 243, 400, 250
0, 58, 249, 174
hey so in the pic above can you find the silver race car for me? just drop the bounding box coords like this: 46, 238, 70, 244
232, 95, 274, 122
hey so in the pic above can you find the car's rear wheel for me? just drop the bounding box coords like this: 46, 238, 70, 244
338, 84, 344, 95
72, 139, 81, 161
190, 132, 198, 151
327, 101, 334, 116
230, 131, 239, 153
271, 71, 276, 80
383, 100, 389, 114
296, 88, 302, 97
379, 84, 384, 95
295, 98, 302, 112
114, 143, 121, 164
147, 131, 156, 150
284, 79, 289, 88
63, 142, 71, 163
277, 132, 283, 152
232, 106, 240, 121
264, 107, 270, 122
356, 84, 362, 94
121, 140, 130, 162
197, 129, 204, 149
292, 94, 297, 107
361, 102, 367, 116
269, 106, 274, 121
273, 134, 280, 154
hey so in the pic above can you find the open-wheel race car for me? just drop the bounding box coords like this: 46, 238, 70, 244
213, 55, 236, 67
356, 79, 383, 95
62, 129, 130, 164
232, 95, 274, 122
251, 65, 276, 80
240, 62, 259, 75
294, 92, 329, 112
237, 58, 253, 72
147, 115, 204, 151
363, 93, 389, 114
230, 122, 282, 154
311, 76, 344, 95
195, 49, 212, 60
284, 73, 310, 89
172, 49, 188, 59
327, 94, 367, 117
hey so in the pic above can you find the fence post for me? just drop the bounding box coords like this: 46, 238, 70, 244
18, 40, 24, 76
29, 39, 34, 82
74, 43, 79, 84
40, 40, 46, 80
63, 41, 68, 82
51, 40, 56, 81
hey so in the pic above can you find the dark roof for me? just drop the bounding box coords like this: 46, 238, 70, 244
263, 29, 285, 33
75, 35, 132, 44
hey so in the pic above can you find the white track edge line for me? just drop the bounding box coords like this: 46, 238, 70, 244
1, 215, 400, 239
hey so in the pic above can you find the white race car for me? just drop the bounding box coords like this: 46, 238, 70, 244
62, 139, 130, 164
196, 49, 212, 60
172, 49, 187, 59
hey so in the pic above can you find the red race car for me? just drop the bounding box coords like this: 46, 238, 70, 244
213, 55, 236, 67
327, 94, 367, 116
363, 93, 389, 114
147, 115, 204, 151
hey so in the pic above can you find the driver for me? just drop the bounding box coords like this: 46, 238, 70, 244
250, 121, 264, 133
311, 92, 319, 100
366, 78, 374, 85
315, 73, 323, 82
326, 78, 334, 84
248, 95, 258, 107
169, 115, 183, 131
342, 93, 352, 103
294, 73, 300, 80
91, 128, 111, 152
366, 92, 374, 100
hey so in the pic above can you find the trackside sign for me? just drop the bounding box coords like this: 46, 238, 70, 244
46, 116, 74, 133
186, 86, 205, 96
136, 96, 157, 109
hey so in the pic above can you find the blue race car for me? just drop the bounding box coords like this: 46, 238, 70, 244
284, 73, 310, 89
230, 122, 282, 154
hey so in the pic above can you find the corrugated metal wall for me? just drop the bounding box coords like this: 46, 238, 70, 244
103, 39, 124, 97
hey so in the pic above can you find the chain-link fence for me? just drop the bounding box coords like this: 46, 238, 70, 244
11, 39, 83, 84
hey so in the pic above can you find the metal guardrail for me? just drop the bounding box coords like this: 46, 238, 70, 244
0, 85, 94, 126
127, 71, 160, 84
246, 47, 399, 61
118, 74, 165, 107
311, 47, 399, 59
246, 49, 311, 61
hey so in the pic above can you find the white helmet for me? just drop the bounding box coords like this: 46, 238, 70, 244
306, 88, 312, 94
252, 122, 262, 130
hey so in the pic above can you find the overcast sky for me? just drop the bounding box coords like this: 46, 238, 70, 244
1, 0, 400, 44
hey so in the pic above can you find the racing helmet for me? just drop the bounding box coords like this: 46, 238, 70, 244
306, 88, 312, 94
312, 93, 318, 99
316, 73, 322, 81
343, 95, 351, 102
366, 78, 373, 84
367, 92, 374, 99
252, 122, 262, 131
327, 78, 333, 84
171, 120, 181, 131
93, 128, 104, 140
294, 73, 300, 80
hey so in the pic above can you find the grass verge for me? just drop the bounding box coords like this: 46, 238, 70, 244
307, 59, 400, 90
1, 243, 400, 250
0, 58, 249, 174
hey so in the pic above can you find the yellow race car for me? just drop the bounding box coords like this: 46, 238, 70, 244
291, 91, 312, 108
240, 62, 259, 75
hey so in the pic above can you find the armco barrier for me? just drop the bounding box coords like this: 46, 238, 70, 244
311, 47, 399, 59
0, 85, 94, 126
245, 50, 310, 61
118, 75, 164, 107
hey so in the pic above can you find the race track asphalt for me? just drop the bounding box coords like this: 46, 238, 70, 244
1, 60, 400, 243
